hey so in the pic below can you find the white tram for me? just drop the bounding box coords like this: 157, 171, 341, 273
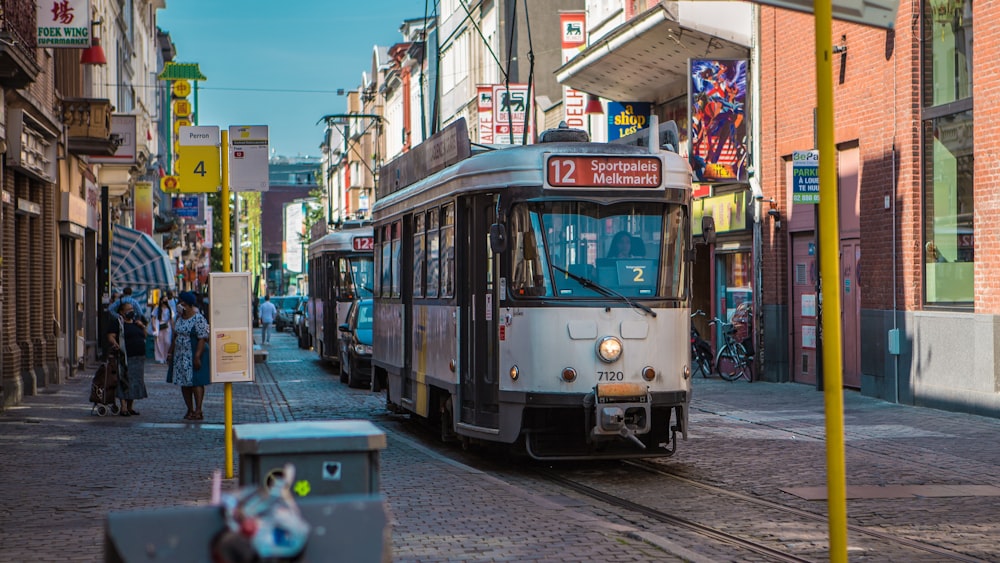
306, 225, 375, 364
371, 118, 713, 460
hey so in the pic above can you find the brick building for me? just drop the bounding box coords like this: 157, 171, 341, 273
757, 1, 994, 415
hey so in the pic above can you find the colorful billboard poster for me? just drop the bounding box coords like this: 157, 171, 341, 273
607, 102, 651, 141
689, 59, 749, 183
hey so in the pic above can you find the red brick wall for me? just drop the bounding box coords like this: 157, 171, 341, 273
758, 4, 922, 312
974, 2, 1000, 312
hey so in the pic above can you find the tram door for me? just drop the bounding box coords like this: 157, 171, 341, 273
460, 195, 500, 429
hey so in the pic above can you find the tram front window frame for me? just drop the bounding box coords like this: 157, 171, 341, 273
509, 201, 687, 300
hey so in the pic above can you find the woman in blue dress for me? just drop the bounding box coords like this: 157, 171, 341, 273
168, 291, 210, 421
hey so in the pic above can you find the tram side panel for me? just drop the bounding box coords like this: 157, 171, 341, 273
407, 303, 459, 419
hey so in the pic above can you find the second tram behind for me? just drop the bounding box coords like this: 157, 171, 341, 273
306, 226, 374, 363
371, 118, 709, 460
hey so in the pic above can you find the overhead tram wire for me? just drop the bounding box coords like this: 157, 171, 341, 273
457, 0, 508, 83
504, 0, 516, 144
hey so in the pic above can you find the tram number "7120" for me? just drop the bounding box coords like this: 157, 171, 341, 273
597, 371, 624, 381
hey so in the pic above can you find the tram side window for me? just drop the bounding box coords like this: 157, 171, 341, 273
427, 208, 440, 298
338, 257, 354, 300
510, 205, 550, 298
413, 212, 425, 298
391, 220, 401, 298
440, 204, 455, 298
380, 225, 391, 298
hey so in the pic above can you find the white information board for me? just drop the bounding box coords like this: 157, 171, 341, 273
229, 125, 270, 192
208, 272, 254, 383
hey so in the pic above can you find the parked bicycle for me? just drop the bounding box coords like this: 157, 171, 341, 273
690, 310, 714, 378
714, 317, 753, 382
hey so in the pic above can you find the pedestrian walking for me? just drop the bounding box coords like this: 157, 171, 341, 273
259, 295, 277, 344
106, 301, 148, 416
168, 291, 211, 421
151, 296, 174, 363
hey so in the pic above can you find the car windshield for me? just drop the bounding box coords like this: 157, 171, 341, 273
356, 302, 373, 330
507, 201, 687, 300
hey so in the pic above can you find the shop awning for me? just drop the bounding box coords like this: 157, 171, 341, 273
555, 4, 751, 103
111, 224, 176, 291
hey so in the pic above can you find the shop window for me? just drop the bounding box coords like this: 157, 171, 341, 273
922, 0, 973, 305
924, 111, 974, 304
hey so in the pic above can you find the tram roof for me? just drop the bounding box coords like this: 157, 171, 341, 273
308, 226, 374, 254
373, 139, 690, 218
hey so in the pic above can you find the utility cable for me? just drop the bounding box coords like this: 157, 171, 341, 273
504, 0, 517, 144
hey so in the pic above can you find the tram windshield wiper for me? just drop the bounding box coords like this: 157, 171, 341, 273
551, 265, 656, 317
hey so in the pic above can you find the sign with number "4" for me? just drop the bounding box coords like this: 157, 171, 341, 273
176, 126, 221, 193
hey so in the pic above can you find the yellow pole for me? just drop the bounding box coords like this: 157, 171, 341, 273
221, 130, 234, 479
814, 0, 848, 559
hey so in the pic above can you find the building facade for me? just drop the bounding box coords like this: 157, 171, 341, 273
759, 0, 998, 416
1, 0, 166, 407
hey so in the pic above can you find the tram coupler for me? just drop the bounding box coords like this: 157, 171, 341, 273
589, 383, 652, 448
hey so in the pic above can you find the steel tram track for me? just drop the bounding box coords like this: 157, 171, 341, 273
537, 468, 814, 563
626, 459, 987, 563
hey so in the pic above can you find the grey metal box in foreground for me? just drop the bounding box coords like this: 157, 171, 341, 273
234, 420, 387, 497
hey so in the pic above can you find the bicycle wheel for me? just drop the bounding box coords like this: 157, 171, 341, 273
715, 342, 748, 381
692, 347, 712, 378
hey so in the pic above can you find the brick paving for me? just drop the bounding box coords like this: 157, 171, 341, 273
1, 330, 999, 561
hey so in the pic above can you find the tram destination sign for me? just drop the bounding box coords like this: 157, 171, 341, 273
352, 236, 375, 251
546, 155, 662, 189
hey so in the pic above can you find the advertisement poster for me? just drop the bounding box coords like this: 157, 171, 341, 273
607, 102, 651, 141
689, 59, 749, 182
214, 329, 251, 382
492, 84, 532, 145
792, 150, 820, 204
560, 12, 587, 130
476, 86, 493, 144
134, 181, 153, 235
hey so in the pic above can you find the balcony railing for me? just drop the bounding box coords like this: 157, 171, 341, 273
63, 98, 117, 156
0, 0, 40, 88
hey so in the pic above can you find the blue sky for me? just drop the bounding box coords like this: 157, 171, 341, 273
157, 1, 426, 158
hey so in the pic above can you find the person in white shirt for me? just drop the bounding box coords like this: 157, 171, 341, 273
259, 295, 278, 344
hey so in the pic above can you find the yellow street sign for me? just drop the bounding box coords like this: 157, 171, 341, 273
173, 99, 192, 118
172, 80, 192, 98
177, 145, 221, 192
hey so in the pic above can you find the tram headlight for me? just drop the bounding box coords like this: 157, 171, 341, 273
354, 343, 372, 355
509, 365, 519, 381
561, 367, 577, 382
596, 336, 623, 363
642, 366, 656, 381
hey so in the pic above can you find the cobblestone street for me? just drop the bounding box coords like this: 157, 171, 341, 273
2, 328, 999, 562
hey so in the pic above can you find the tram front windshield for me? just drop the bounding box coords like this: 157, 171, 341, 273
346, 256, 374, 299
509, 202, 686, 300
